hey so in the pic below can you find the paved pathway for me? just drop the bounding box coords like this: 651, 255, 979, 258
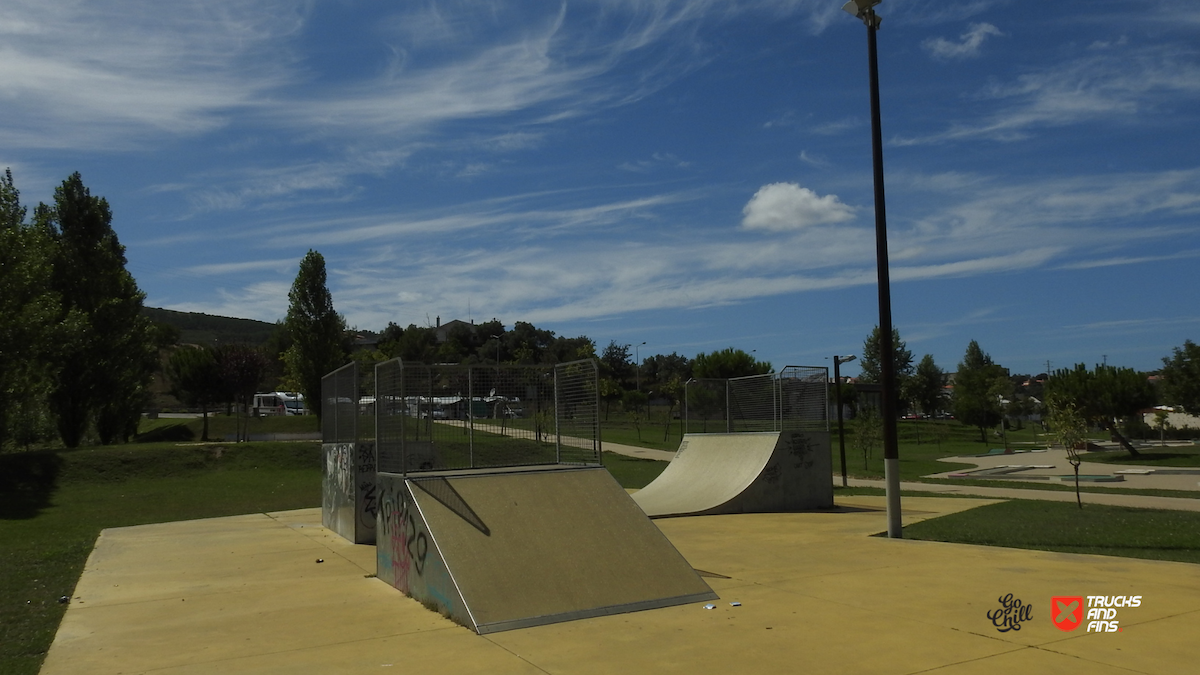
841, 477, 1200, 512
927, 446, 1200, 492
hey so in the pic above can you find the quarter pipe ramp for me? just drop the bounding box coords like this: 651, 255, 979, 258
632, 431, 833, 517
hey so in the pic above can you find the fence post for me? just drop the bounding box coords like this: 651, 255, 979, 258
468, 366, 475, 469
726, 380, 731, 434
553, 366, 562, 464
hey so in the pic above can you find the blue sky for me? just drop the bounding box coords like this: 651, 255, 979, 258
4, 0, 1199, 378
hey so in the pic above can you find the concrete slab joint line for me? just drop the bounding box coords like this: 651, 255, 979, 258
633, 431, 834, 517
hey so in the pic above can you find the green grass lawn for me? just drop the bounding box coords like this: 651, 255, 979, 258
902, 499, 1200, 565
602, 452, 669, 489
1080, 445, 1200, 467
0, 441, 323, 675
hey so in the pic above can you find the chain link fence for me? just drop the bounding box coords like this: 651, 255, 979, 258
684, 365, 828, 434
375, 359, 601, 474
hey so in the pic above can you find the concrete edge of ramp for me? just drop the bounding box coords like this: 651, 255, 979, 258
632, 431, 834, 517
375, 465, 717, 634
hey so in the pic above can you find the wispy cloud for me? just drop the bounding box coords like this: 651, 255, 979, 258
185, 258, 301, 276
922, 23, 1002, 60
895, 45, 1200, 145
0, 0, 307, 150
162, 163, 1199, 329
1059, 249, 1200, 270
618, 152, 693, 173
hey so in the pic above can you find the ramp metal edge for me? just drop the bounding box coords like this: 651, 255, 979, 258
405, 477, 478, 633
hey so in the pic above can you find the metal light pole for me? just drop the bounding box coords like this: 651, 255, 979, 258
833, 354, 856, 488
843, 0, 901, 538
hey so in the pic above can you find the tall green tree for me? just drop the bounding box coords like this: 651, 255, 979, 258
38, 173, 155, 447
0, 169, 60, 450
283, 250, 346, 421
600, 341, 633, 383
906, 354, 945, 416
692, 347, 771, 379
1160, 340, 1200, 414
1044, 363, 1155, 458
951, 340, 1009, 443
167, 346, 223, 441
859, 325, 914, 409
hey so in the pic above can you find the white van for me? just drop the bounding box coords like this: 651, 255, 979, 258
252, 392, 306, 416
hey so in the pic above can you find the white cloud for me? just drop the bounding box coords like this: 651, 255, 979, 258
922, 23, 1002, 60
185, 258, 300, 276
741, 183, 856, 232
799, 150, 830, 168
0, 0, 306, 150
896, 46, 1200, 145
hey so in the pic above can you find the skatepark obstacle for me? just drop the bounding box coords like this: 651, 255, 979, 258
635, 367, 834, 517
376, 465, 717, 634
632, 431, 834, 517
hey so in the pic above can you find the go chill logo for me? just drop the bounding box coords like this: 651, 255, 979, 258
1052, 595, 1141, 632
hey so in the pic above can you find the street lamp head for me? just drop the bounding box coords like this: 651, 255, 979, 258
842, 0, 882, 28
843, 354, 857, 364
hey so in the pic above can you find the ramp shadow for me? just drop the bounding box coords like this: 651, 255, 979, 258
411, 477, 491, 536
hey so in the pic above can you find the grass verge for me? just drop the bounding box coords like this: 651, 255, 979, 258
902, 499, 1200, 565
602, 452, 669, 489
0, 442, 322, 675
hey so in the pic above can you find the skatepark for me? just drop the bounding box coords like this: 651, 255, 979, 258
40, 496, 1200, 675
36, 363, 1200, 673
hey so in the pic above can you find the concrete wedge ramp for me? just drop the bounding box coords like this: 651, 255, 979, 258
376, 465, 716, 634
632, 431, 834, 517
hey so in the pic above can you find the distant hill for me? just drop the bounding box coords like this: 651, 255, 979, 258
143, 307, 278, 346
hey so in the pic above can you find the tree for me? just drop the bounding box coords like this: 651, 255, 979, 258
1045, 393, 1087, 508
952, 340, 1008, 443
1044, 363, 1155, 458
906, 354, 944, 416
38, 173, 155, 447
859, 326, 914, 382
1160, 340, 1200, 414
600, 341, 632, 383
215, 344, 269, 442
167, 346, 222, 441
381, 324, 436, 363
621, 389, 649, 440
283, 250, 346, 421
659, 375, 684, 442
641, 352, 692, 392
692, 348, 771, 379
599, 377, 622, 421
0, 168, 60, 450
852, 406, 882, 472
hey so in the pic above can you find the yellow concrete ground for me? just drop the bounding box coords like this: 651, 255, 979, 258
42, 497, 1200, 675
